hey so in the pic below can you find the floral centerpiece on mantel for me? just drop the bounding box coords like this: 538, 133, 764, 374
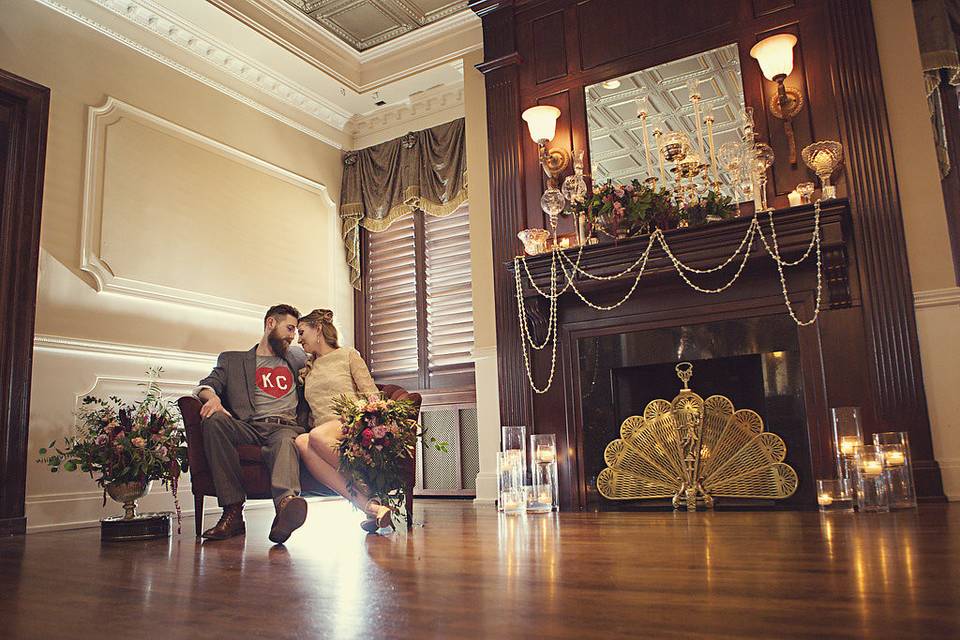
573, 179, 736, 240
333, 394, 447, 524
37, 369, 189, 528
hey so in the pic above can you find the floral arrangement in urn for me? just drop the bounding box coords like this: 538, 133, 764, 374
332, 394, 447, 522
573, 179, 735, 239
37, 369, 189, 527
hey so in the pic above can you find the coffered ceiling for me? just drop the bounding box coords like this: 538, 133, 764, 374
283, 0, 469, 51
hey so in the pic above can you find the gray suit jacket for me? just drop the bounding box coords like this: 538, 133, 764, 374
198, 344, 310, 427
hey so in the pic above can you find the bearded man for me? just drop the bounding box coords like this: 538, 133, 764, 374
193, 304, 310, 543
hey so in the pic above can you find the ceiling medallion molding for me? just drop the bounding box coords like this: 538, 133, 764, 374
34, 0, 350, 147
348, 84, 465, 149
210, 0, 481, 92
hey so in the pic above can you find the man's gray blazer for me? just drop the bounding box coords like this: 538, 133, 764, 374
197, 344, 310, 428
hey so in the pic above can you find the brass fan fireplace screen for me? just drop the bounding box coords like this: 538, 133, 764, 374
598, 363, 798, 510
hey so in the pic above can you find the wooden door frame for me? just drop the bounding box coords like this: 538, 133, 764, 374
0, 68, 50, 536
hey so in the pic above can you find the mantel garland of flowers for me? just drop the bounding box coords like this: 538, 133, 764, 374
574, 179, 736, 239
515, 201, 824, 393
36, 368, 189, 528
333, 394, 447, 524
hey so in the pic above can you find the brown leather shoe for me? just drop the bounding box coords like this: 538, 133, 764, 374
269, 495, 307, 544
202, 503, 245, 540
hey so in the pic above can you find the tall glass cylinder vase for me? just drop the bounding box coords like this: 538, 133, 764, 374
531, 434, 559, 512
873, 431, 917, 509
499, 426, 527, 512
854, 444, 890, 513
831, 407, 863, 485
497, 450, 525, 515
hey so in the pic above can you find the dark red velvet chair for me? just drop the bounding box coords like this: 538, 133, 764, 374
178, 384, 421, 536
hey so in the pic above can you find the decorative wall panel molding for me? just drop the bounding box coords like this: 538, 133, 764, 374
80, 97, 335, 317
34, 334, 218, 367
34, 0, 348, 147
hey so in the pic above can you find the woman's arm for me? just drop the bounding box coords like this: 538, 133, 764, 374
350, 349, 380, 399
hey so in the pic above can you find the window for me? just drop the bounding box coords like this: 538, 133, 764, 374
359, 204, 475, 395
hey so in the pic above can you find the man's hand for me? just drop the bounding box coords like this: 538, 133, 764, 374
200, 394, 232, 419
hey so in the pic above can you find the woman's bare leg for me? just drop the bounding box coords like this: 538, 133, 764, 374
294, 433, 370, 511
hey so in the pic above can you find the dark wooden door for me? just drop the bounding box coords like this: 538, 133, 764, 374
0, 69, 49, 536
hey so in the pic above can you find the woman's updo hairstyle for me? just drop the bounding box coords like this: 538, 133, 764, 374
300, 308, 339, 349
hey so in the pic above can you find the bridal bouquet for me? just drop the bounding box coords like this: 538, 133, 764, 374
332, 394, 446, 519
36, 369, 189, 526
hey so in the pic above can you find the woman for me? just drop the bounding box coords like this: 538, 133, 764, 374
294, 308, 393, 532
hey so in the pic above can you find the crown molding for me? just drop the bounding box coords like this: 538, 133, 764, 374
348, 84, 465, 149
34, 0, 351, 146
914, 286, 960, 309
208, 0, 482, 93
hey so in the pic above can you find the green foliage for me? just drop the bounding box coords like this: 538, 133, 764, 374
36, 368, 189, 523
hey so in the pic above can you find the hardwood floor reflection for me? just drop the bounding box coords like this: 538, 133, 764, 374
1, 500, 958, 638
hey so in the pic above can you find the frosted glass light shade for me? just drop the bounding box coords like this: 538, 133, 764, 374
750, 33, 797, 81
522, 105, 561, 143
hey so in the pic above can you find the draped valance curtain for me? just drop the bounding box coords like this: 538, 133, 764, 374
340, 118, 467, 289
914, 0, 960, 177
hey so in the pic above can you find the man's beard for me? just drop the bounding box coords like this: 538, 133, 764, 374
267, 328, 292, 356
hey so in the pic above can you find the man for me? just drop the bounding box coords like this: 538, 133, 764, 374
194, 304, 310, 543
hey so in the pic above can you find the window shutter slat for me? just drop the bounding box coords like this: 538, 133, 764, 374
367, 215, 419, 378
425, 208, 474, 375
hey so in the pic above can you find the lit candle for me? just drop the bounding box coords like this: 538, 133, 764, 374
536, 445, 556, 464
706, 115, 718, 184
788, 190, 802, 207
653, 128, 666, 183
861, 460, 883, 477
884, 450, 906, 467
538, 487, 552, 503
817, 493, 833, 507
559, 237, 570, 249
502, 494, 520, 510
839, 436, 860, 457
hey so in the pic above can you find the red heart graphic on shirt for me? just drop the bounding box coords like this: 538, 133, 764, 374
256, 366, 294, 399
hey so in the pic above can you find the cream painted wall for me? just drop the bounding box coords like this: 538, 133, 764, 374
463, 49, 500, 502
2, 0, 351, 529
872, 0, 960, 499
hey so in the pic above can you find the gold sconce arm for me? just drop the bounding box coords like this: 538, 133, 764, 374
770, 75, 804, 166
538, 142, 571, 187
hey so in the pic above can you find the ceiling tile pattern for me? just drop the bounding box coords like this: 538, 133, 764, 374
585, 44, 748, 201
284, 0, 469, 51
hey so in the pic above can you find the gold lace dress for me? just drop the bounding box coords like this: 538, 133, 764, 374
302, 347, 379, 424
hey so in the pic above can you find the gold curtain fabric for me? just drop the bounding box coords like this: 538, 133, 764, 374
340, 118, 468, 289
914, 0, 960, 177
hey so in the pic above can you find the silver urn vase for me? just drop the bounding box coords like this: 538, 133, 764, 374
106, 480, 153, 520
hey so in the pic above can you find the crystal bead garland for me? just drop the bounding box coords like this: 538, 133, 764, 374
514, 201, 824, 393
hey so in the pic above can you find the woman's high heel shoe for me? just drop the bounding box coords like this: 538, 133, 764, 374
361, 499, 393, 533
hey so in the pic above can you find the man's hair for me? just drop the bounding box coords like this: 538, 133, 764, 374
264, 304, 301, 327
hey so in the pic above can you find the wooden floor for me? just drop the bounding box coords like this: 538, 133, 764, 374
1, 500, 958, 639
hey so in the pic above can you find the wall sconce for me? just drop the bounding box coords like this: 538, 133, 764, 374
750, 33, 803, 166
522, 105, 576, 227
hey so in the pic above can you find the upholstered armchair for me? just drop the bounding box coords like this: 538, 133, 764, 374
178, 384, 421, 536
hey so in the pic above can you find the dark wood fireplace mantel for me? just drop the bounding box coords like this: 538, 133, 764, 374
511, 201, 852, 311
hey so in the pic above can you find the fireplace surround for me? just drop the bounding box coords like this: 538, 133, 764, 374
472, 0, 945, 508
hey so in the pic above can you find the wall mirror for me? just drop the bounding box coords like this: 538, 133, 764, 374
585, 43, 749, 203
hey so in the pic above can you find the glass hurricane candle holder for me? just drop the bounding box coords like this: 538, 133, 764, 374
873, 431, 917, 509
831, 407, 862, 484
816, 479, 854, 513
497, 450, 525, 515
531, 433, 559, 512
854, 444, 890, 513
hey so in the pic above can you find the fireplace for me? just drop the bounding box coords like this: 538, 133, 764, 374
578, 316, 813, 510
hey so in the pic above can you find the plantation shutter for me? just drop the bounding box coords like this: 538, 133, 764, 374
424, 204, 474, 380
367, 215, 419, 380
